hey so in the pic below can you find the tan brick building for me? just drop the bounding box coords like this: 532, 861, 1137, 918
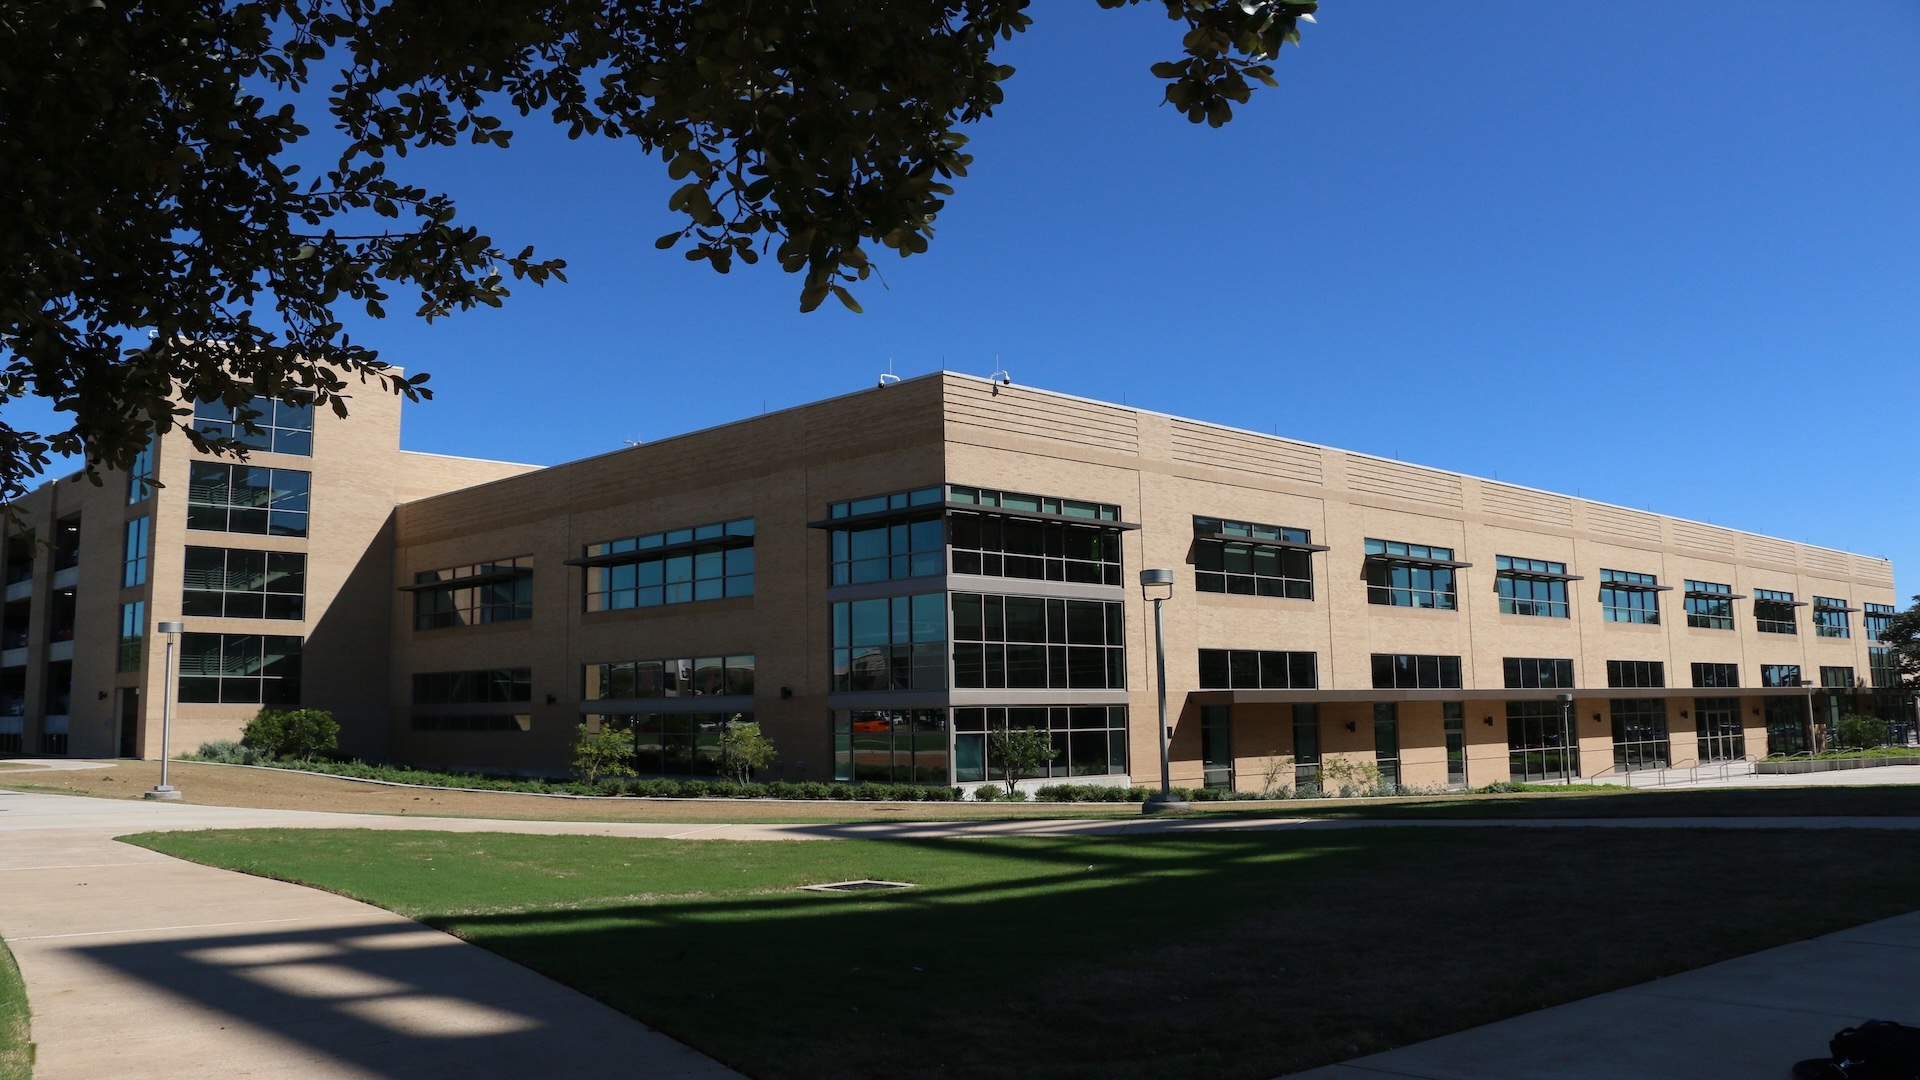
5, 373, 1911, 792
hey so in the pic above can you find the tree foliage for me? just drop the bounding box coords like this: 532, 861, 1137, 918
717, 717, 777, 786
240, 707, 340, 761
571, 721, 636, 785
1879, 596, 1920, 693
0, 0, 1314, 505
987, 723, 1057, 796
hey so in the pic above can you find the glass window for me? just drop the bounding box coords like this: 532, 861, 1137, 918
1503, 657, 1575, 689
123, 516, 151, 588
1192, 517, 1313, 599
177, 633, 301, 705
1869, 647, 1898, 689
1684, 580, 1735, 630
1599, 569, 1661, 624
411, 714, 532, 732
833, 593, 951, 692
1197, 649, 1317, 690
943, 485, 1119, 522
1495, 556, 1570, 618
827, 486, 945, 520
1691, 663, 1740, 689
1695, 697, 1745, 762
583, 656, 753, 700
186, 462, 309, 537
1508, 700, 1578, 781
1606, 660, 1665, 689
1813, 597, 1852, 639
1200, 705, 1234, 790
1765, 696, 1809, 755
1760, 664, 1802, 688
413, 557, 531, 630
1819, 666, 1856, 689
412, 668, 533, 704
948, 705, 1128, 786
182, 547, 306, 620
948, 593, 1124, 691
833, 514, 944, 585
1864, 603, 1896, 642
117, 600, 144, 673
1364, 538, 1457, 609
584, 520, 752, 610
126, 437, 154, 504
1370, 653, 1462, 690
1610, 699, 1670, 772
1754, 589, 1798, 635
598, 712, 755, 778
949, 510, 1122, 586
192, 393, 314, 455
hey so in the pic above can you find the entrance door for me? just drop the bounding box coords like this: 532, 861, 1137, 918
118, 689, 140, 757
1444, 703, 1466, 787
1765, 697, 1809, 756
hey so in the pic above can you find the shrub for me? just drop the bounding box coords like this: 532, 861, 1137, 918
827, 783, 854, 800
852, 782, 890, 801
679, 780, 714, 798
241, 708, 339, 762
736, 782, 769, 799
1002, 788, 1029, 801
797, 781, 833, 800
971, 784, 1000, 802
193, 739, 265, 765
1835, 713, 1893, 751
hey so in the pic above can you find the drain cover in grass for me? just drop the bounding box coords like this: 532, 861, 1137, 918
798, 879, 916, 893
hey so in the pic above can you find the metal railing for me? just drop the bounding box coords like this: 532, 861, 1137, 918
1591, 755, 1758, 788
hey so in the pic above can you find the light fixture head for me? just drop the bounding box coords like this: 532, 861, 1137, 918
1138, 568, 1174, 588
157, 621, 184, 634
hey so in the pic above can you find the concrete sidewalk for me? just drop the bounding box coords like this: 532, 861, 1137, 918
0, 792, 744, 1080
1284, 910, 1920, 1079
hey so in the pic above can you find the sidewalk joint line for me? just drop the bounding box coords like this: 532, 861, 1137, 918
6, 912, 392, 943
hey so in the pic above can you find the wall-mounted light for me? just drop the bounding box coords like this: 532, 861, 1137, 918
97, 690, 108, 700
1483, 716, 1493, 726
1679, 710, 1689, 719
1753, 707, 1762, 716
780, 686, 793, 700
545, 693, 557, 706
1344, 720, 1357, 732
1592, 713, 1602, 722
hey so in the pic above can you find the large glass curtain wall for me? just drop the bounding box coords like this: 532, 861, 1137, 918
598, 712, 755, 778
1694, 697, 1745, 761
1765, 697, 1810, 755
1508, 700, 1577, 781
1609, 699, 1671, 771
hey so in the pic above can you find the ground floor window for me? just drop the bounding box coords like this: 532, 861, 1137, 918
598, 711, 753, 778
1609, 699, 1670, 771
1765, 697, 1809, 756
834, 709, 947, 785
1201, 705, 1233, 790
1444, 702, 1466, 787
178, 633, 301, 705
1694, 697, 1745, 761
952, 706, 1128, 784
0, 716, 19, 754
1508, 700, 1577, 781
1292, 704, 1320, 790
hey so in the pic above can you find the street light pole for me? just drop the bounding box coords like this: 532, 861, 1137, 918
1139, 569, 1188, 814
144, 621, 184, 801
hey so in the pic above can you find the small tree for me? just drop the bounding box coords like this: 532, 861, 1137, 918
572, 722, 636, 785
717, 718, 777, 786
240, 708, 338, 762
988, 724, 1058, 797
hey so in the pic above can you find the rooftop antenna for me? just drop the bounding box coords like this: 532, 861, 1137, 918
989, 358, 1012, 395
622, 437, 643, 448
877, 358, 900, 388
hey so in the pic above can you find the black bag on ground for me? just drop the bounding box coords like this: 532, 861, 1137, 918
1792, 1020, 1920, 1080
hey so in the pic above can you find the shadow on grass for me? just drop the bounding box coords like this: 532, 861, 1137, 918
124, 826, 1920, 1080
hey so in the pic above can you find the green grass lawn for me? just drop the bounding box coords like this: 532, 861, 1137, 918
129, 826, 1920, 1080
1249, 783, 1920, 820
0, 937, 31, 1080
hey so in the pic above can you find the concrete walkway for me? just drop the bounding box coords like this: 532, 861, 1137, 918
0, 790, 744, 1080
7, 783, 1920, 1079
1284, 910, 1920, 1079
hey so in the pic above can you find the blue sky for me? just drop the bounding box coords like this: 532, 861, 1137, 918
24, 2, 1920, 594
